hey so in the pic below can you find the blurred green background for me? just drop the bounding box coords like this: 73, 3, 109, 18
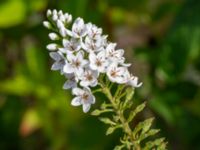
0, 0, 200, 149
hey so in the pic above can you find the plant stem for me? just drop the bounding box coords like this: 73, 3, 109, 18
102, 85, 141, 150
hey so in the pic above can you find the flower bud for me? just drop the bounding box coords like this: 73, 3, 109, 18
47, 43, 58, 51
48, 33, 59, 40
43, 21, 52, 29
47, 9, 52, 17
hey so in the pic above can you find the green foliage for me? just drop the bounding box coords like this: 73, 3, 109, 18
92, 79, 167, 150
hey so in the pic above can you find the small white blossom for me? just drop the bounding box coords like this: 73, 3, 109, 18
80, 69, 99, 87
70, 17, 87, 38
89, 51, 108, 73
123, 71, 143, 88
86, 23, 102, 39
63, 51, 88, 76
64, 13, 72, 23
62, 38, 81, 53
71, 87, 95, 113
105, 43, 125, 63
82, 36, 104, 53
107, 63, 127, 84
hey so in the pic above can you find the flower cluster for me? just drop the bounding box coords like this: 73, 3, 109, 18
44, 9, 142, 113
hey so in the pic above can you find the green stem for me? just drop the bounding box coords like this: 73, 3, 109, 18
101, 83, 141, 150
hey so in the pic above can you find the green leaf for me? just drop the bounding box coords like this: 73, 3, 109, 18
106, 126, 115, 135
99, 117, 116, 125
139, 129, 160, 141
127, 102, 146, 122
143, 138, 166, 150
114, 144, 125, 150
125, 87, 134, 101
133, 118, 154, 139
91, 109, 102, 116
106, 124, 122, 135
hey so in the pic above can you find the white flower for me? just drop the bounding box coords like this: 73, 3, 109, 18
71, 87, 95, 113
123, 71, 143, 88
62, 38, 81, 53
63, 51, 88, 76
80, 69, 99, 87
70, 17, 87, 38
82, 36, 104, 53
49, 52, 65, 73
105, 43, 125, 63
89, 51, 108, 73
107, 63, 127, 84
64, 13, 72, 23
63, 73, 78, 89
86, 23, 102, 39
47, 43, 58, 51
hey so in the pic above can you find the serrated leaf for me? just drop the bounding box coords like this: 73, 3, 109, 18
106, 126, 115, 135
114, 144, 125, 150
125, 87, 134, 101
100, 102, 112, 109
143, 138, 166, 150
91, 109, 101, 116
133, 118, 154, 139
99, 117, 116, 125
91, 109, 113, 116
139, 129, 160, 141
141, 118, 154, 135
127, 102, 146, 122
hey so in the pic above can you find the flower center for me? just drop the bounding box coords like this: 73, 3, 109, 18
110, 70, 117, 77
72, 60, 80, 67
86, 74, 93, 81
82, 93, 89, 101
96, 59, 102, 66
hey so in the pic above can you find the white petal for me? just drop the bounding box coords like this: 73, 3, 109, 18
82, 103, 91, 113
49, 52, 61, 61
130, 77, 143, 88
66, 53, 75, 62
72, 87, 84, 95
63, 81, 76, 89
89, 52, 96, 63
89, 63, 98, 71
71, 97, 82, 106
63, 63, 74, 74
90, 80, 98, 87
77, 51, 84, 60
51, 62, 63, 70
80, 80, 90, 87
81, 60, 88, 67
90, 95, 96, 104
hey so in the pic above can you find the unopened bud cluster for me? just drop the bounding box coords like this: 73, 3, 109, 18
43, 9, 142, 113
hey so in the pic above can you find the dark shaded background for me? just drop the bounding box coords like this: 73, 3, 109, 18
0, 0, 200, 149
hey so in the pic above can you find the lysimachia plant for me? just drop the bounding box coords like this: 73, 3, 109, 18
43, 9, 167, 150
